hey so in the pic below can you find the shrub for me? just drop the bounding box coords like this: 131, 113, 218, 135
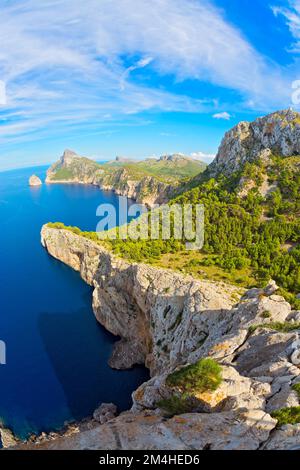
157, 394, 198, 416
292, 383, 300, 399
166, 358, 222, 394
271, 407, 300, 426
260, 310, 272, 319
249, 322, 300, 334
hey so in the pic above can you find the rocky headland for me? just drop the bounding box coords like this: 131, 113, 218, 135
11, 224, 299, 450
45, 150, 205, 206
10, 109, 300, 450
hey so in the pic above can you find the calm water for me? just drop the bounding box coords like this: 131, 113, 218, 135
0, 165, 149, 440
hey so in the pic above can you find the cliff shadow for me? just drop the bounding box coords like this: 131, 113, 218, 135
37, 290, 149, 424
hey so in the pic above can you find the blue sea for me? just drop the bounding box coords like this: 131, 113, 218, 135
0, 165, 149, 440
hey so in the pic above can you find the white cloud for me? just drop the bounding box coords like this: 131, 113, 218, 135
272, 1, 300, 52
213, 112, 231, 120
190, 151, 215, 163
0, 0, 294, 149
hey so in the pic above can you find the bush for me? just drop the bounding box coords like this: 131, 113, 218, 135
249, 322, 300, 334
166, 358, 222, 394
271, 407, 300, 426
260, 310, 272, 319
292, 383, 300, 399
157, 394, 198, 416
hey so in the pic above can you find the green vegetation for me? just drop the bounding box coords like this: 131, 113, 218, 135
260, 310, 272, 319
48, 154, 206, 186
156, 358, 222, 416
107, 155, 300, 299
271, 407, 300, 426
292, 383, 300, 399
50, 168, 74, 180
157, 394, 199, 415
47, 154, 300, 302
248, 322, 300, 335
165, 358, 222, 394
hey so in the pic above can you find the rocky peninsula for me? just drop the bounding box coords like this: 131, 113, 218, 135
45, 150, 205, 206
11, 109, 300, 450
12, 224, 299, 450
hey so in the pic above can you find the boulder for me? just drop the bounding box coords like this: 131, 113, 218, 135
93, 403, 117, 424
29, 174, 42, 186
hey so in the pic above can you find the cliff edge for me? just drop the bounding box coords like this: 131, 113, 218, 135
20, 225, 300, 450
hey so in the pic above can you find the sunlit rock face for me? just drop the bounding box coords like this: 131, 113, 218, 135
209, 109, 300, 176
29, 174, 42, 186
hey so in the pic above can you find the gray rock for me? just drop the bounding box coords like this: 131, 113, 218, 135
210, 109, 300, 177
263, 424, 300, 450
266, 384, 299, 413
17, 410, 276, 450
93, 403, 117, 424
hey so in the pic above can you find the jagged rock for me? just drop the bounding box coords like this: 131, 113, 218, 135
0, 427, 19, 448
93, 403, 117, 424
264, 280, 279, 296
29, 174, 42, 186
234, 330, 299, 377
263, 424, 300, 450
133, 365, 271, 413
39, 226, 300, 450
16, 409, 276, 450
41, 225, 241, 375
266, 384, 299, 413
45, 150, 198, 206
210, 109, 300, 176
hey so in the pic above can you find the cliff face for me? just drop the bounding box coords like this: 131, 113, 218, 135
46, 150, 177, 206
40, 225, 239, 374
209, 109, 300, 176
32, 225, 300, 450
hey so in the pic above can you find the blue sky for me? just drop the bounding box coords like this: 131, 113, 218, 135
0, 0, 300, 171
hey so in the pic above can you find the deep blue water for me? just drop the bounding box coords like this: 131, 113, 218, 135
0, 166, 149, 440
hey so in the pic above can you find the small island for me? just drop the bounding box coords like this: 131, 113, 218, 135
29, 175, 42, 187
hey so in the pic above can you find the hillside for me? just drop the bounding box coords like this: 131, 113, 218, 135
13, 109, 300, 450
46, 150, 206, 205
47, 111, 300, 306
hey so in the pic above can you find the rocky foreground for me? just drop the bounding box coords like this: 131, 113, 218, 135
10, 225, 300, 450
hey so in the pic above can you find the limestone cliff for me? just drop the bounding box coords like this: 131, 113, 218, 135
209, 109, 300, 176
46, 150, 204, 206
26, 225, 300, 451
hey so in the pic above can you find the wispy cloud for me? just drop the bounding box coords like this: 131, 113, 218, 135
272, 1, 300, 52
190, 151, 215, 163
213, 112, 231, 120
0, 0, 295, 150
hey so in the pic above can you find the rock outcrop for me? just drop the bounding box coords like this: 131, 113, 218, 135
45, 150, 195, 206
26, 225, 300, 450
209, 109, 300, 176
29, 174, 42, 186
18, 409, 276, 450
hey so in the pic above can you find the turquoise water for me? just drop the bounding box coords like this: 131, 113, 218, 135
0, 166, 149, 440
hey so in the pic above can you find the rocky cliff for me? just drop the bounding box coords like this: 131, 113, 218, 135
29, 174, 42, 186
24, 225, 300, 451
46, 150, 204, 206
209, 109, 300, 176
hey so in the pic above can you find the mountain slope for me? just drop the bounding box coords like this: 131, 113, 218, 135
209, 108, 300, 176
46, 150, 206, 206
